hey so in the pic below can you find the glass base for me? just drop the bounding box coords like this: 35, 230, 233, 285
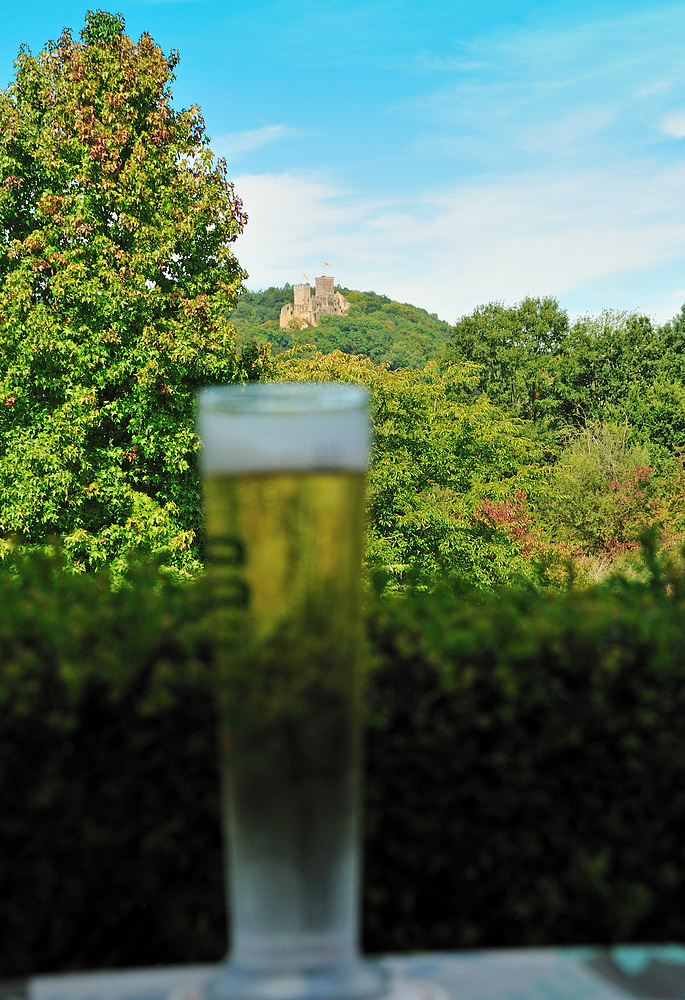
168, 966, 450, 1000
383, 979, 450, 1000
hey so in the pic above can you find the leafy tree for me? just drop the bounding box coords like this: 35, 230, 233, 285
658, 304, 685, 374
443, 300, 685, 575
0, 13, 252, 577
444, 301, 669, 439
541, 422, 662, 555
313, 290, 452, 369
554, 311, 663, 428
229, 284, 296, 353
272, 349, 562, 593
606, 378, 685, 459
80, 9, 126, 45
444, 297, 570, 424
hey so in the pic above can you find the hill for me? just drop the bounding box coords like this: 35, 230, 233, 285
229, 286, 452, 369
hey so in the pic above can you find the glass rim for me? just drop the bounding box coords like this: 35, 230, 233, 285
198, 382, 368, 415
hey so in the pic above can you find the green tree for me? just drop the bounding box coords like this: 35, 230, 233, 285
0, 14, 252, 577
272, 349, 561, 593
313, 290, 452, 369
445, 301, 671, 443
554, 311, 662, 428
542, 422, 661, 555
658, 303, 685, 377
229, 284, 296, 353
80, 9, 126, 45
444, 297, 570, 424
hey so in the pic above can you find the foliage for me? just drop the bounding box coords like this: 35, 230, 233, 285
444, 296, 570, 424
655, 303, 685, 381
271, 349, 562, 593
5, 546, 685, 972
553, 312, 664, 429
228, 284, 295, 352
313, 290, 451, 369
80, 9, 126, 45
441, 298, 685, 575
364, 544, 685, 951
444, 302, 670, 436
541, 422, 662, 554
0, 15, 251, 579
230, 286, 452, 369
603, 377, 685, 476
0, 550, 223, 975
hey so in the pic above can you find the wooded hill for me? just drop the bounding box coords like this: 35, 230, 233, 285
229, 286, 452, 369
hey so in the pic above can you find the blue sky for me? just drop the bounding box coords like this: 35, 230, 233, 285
3, 0, 685, 323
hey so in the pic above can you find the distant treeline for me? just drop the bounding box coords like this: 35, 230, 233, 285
231, 288, 685, 588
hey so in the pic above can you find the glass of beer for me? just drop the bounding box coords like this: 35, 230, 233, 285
185, 382, 386, 1000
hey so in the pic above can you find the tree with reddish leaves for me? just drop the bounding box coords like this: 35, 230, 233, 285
0, 11, 255, 578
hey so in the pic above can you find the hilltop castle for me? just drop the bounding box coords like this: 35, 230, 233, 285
279, 276, 350, 329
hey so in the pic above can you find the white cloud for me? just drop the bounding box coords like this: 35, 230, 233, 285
211, 124, 297, 159
397, 4, 685, 175
403, 169, 685, 317
637, 80, 672, 99
233, 171, 367, 287
519, 105, 618, 154
231, 164, 685, 323
662, 113, 685, 137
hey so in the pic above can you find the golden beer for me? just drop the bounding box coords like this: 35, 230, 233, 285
192, 384, 385, 1000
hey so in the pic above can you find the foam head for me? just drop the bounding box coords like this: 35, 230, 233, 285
197, 383, 370, 474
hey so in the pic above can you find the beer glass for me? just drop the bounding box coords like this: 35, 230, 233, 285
181, 383, 387, 1000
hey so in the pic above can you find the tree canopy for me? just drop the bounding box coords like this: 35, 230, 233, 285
0, 13, 251, 577
271, 348, 559, 593
443, 299, 672, 438
443, 296, 570, 424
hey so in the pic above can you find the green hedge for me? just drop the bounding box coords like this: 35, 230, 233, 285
0, 555, 224, 974
2, 549, 685, 975
364, 561, 685, 951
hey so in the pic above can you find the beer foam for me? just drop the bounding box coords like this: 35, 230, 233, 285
197, 383, 370, 473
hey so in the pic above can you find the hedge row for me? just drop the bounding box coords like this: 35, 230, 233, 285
2, 549, 685, 975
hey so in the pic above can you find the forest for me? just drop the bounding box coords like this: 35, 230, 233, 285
230, 286, 685, 593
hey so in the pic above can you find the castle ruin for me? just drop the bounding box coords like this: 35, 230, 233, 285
279, 276, 350, 329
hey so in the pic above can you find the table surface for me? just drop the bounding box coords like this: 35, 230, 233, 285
3, 945, 685, 1000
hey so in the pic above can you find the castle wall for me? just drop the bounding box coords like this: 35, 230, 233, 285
279, 277, 350, 329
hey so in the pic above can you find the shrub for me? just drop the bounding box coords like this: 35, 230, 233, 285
3, 547, 685, 973
543, 422, 662, 553
0, 551, 225, 973
363, 554, 685, 950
